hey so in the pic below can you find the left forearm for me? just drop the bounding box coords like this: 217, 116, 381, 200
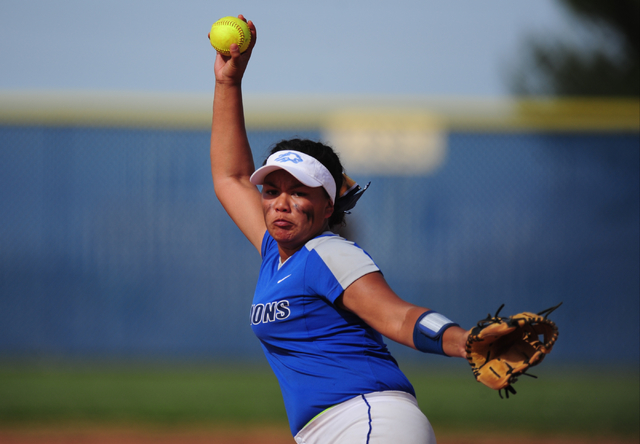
341, 272, 469, 357
376, 305, 469, 358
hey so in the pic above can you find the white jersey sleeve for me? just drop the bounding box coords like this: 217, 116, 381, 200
305, 233, 380, 291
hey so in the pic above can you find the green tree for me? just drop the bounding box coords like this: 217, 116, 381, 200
510, 0, 639, 96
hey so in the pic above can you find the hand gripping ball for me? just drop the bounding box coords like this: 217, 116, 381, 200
209, 16, 251, 56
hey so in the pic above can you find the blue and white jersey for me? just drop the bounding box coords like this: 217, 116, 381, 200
251, 231, 415, 436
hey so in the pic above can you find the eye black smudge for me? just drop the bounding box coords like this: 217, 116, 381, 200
294, 204, 314, 223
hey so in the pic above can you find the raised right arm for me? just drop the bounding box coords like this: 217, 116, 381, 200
210, 16, 265, 253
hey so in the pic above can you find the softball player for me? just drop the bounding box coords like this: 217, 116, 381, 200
210, 16, 470, 444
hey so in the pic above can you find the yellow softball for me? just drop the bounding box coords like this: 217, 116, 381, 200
209, 16, 251, 56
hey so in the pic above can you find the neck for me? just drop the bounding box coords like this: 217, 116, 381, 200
277, 225, 331, 261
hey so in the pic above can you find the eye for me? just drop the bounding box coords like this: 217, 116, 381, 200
262, 188, 278, 197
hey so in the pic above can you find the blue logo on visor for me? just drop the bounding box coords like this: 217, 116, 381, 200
275, 152, 303, 164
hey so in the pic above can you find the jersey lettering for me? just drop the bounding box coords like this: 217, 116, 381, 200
250, 300, 291, 325
251, 304, 264, 325
263, 302, 277, 322
276, 300, 291, 319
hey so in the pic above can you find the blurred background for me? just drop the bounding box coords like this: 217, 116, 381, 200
1, 0, 638, 442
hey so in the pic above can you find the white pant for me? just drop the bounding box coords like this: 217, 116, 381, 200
294, 391, 437, 444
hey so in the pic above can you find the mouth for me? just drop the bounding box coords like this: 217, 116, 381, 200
272, 218, 294, 229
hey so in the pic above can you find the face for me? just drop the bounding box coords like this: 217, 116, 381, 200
261, 169, 334, 258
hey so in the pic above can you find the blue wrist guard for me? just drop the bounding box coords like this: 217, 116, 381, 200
413, 310, 459, 356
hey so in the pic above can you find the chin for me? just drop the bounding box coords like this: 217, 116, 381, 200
269, 227, 296, 242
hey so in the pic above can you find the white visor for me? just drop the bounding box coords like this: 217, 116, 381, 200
250, 150, 337, 204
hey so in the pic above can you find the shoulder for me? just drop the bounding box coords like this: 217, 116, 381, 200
304, 232, 379, 290
305, 232, 366, 256
261, 231, 277, 256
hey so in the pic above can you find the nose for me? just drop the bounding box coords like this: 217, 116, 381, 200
273, 192, 291, 212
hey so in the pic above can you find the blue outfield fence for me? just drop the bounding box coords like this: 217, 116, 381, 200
0, 108, 638, 366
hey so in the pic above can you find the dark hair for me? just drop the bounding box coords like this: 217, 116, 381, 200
266, 138, 346, 228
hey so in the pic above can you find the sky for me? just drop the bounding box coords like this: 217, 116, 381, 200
0, 0, 577, 97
